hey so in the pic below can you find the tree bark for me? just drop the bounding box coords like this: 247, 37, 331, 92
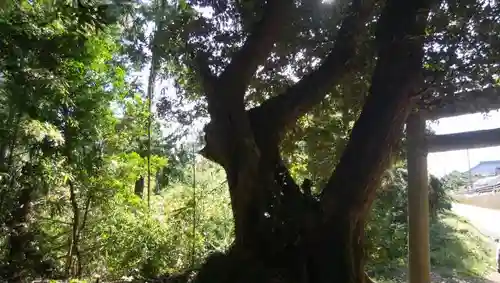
198, 0, 296, 252
66, 180, 82, 278
135, 176, 144, 198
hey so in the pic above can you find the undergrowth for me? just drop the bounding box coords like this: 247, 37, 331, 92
372, 212, 495, 283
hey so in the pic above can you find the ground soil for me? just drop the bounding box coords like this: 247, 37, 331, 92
431, 271, 500, 283
380, 269, 500, 283
484, 272, 500, 282
428, 269, 500, 283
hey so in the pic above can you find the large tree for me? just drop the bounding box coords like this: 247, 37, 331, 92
171, 0, 432, 280
136, 0, 499, 282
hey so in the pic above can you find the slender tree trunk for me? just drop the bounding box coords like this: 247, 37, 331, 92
61, 106, 82, 278
145, 0, 166, 209
0, 98, 18, 171
66, 180, 81, 278
2, 114, 32, 283
76, 194, 92, 277
0, 111, 20, 216
5, 164, 36, 283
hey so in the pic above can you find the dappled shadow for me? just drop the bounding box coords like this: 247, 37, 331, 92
430, 271, 499, 283
429, 213, 493, 275
377, 269, 499, 283
432, 213, 499, 283
370, 211, 497, 283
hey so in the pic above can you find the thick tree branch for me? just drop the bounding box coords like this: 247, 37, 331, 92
198, 1, 296, 249
188, 47, 217, 94
201, 0, 377, 163
200, 0, 295, 165
201, 0, 375, 165
320, 0, 436, 218
249, 0, 377, 133
215, 0, 295, 98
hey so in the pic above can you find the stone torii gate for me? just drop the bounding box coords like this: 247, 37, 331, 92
405, 86, 500, 283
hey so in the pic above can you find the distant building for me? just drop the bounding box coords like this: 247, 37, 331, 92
469, 160, 500, 176
472, 175, 500, 190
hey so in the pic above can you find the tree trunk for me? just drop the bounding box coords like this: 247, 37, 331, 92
135, 176, 145, 198
65, 180, 81, 278
186, 0, 435, 281
4, 165, 36, 283
193, 179, 375, 283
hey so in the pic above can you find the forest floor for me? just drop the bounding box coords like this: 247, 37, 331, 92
374, 269, 500, 283
432, 270, 500, 283
374, 268, 500, 283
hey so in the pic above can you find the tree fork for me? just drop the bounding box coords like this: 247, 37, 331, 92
200, 0, 378, 165
197, 0, 379, 265
247, 0, 378, 134
191, 0, 438, 281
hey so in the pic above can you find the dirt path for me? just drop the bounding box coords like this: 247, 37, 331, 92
486, 272, 500, 282
452, 204, 500, 239
419, 271, 500, 283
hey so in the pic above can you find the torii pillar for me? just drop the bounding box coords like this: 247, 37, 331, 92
406, 113, 431, 283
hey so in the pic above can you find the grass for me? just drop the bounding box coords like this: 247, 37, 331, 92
373, 211, 496, 283
434, 212, 494, 277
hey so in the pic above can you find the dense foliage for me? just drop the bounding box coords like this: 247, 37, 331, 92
441, 170, 485, 192
0, 0, 498, 282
